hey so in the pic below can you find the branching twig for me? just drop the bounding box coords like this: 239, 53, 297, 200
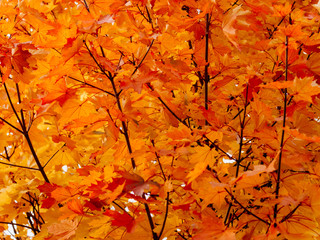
84, 40, 136, 169
85, 39, 160, 240
225, 188, 270, 225
3, 83, 50, 183
0, 221, 33, 229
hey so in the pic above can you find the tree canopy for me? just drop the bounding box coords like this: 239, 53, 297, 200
1, 0, 320, 239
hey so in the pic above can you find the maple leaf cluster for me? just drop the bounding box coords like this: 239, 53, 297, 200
0, 0, 320, 239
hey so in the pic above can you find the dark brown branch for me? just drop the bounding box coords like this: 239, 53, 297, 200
84, 40, 136, 168
145, 6, 154, 29
225, 188, 270, 225
68, 76, 115, 97
131, 39, 154, 76
235, 84, 249, 177
144, 202, 159, 240
0, 117, 23, 133
204, 13, 210, 112
0, 221, 32, 229
3, 83, 50, 183
280, 202, 301, 223
112, 201, 133, 218
24, 133, 50, 183
83, 41, 113, 81
84, 39, 160, 239
151, 140, 166, 181
43, 144, 66, 168
274, 36, 289, 220
16, 83, 27, 133
177, 231, 188, 240
136, 5, 149, 23
3, 83, 24, 131
0, 160, 39, 170
158, 192, 170, 239
83, 0, 90, 12
146, 83, 236, 162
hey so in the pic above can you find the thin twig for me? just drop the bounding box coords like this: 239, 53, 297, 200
68, 76, 115, 97
0, 160, 39, 170
236, 84, 249, 177
3, 83, 50, 183
0, 117, 23, 133
43, 144, 66, 168
204, 13, 210, 112
274, 36, 289, 220
0, 221, 33, 229
158, 192, 170, 239
151, 140, 166, 181
83, 0, 90, 12
225, 188, 270, 225
3, 83, 24, 130
144, 202, 159, 240
131, 39, 154, 76
280, 202, 301, 223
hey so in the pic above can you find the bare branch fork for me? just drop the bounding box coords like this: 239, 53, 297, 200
3, 83, 50, 183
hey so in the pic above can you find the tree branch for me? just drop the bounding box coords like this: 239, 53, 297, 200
131, 39, 154, 76
274, 36, 289, 221
204, 13, 210, 112
144, 202, 159, 240
225, 188, 270, 226
280, 202, 301, 223
43, 144, 66, 168
0, 117, 23, 133
3, 83, 50, 183
158, 192, 170, 239
0, 160, 39, 170
0, 221, 33, 229
67, 76, 115, 97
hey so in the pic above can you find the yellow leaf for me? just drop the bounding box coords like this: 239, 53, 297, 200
47, 219, 78, 240
291, 77, 320, 103
187, 146, 218, 183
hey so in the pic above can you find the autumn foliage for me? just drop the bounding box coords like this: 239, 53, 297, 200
1, 0, 320, 239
